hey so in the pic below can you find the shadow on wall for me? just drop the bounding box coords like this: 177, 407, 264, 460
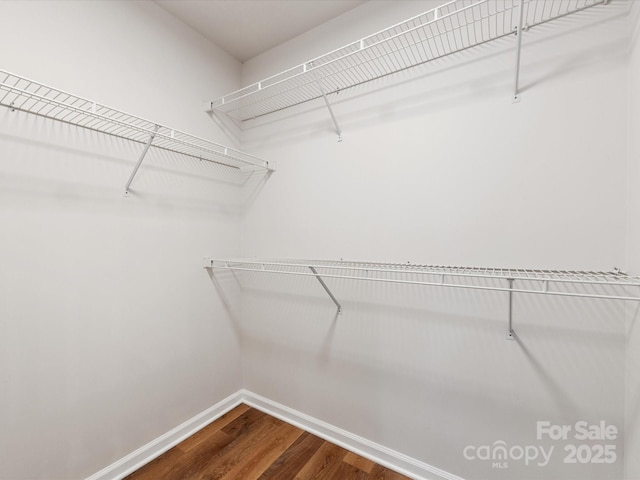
206, 268, 243, 342
207, 264, 625, 478
231, 267, 624, 377
239, 8, 628, 149
207, 109, 242, 146
238, 298, 623, 477
240, 168, 274, 214
0, 117, 251, 218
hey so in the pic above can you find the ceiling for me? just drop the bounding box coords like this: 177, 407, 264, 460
154, 0, 366, 63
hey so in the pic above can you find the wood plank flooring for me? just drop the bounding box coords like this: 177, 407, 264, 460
125, 404, 411, 480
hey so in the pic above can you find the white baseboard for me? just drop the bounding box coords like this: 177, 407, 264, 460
239, 389, 465, 480
86, 389, 463, 480
85, 391, 243, 480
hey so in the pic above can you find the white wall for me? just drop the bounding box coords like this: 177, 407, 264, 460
0, 1, 635, 479
625, 1, 640, 478
239, 1, 630, 479
0, 2, 244, 479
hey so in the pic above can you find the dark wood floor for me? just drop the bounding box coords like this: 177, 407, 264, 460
125, 404, 411, 480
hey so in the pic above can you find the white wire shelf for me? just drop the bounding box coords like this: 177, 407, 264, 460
204, 258, 640, 302
208, 0, 607, 123
205, 258, 639, 340
0, 69, 274, 193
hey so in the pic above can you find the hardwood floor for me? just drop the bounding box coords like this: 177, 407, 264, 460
125, 404, 411, 480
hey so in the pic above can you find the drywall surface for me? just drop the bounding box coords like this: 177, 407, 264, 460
241, 0, 445, 86
626, 2, 640, 479
239, 1, 630, 479
0, 2, 244, 479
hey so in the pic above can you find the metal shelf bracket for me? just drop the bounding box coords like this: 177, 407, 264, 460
124, 125, 160, 196
209, 1, 607, 122
512, 0, 525, 103
507, 278, 515, 340
309, 266, 343, 314
0, 69, 273, 196
205, 259, 640, 341
310, 63, 342, 142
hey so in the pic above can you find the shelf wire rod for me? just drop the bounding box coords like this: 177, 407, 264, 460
36, 93, 69, 117
72, 115, 105, 133
60, 103, 95, 125
409, 20, 428, 61
211, 264, 640, 302
491, 2, 498, 37
460, 8, 471, 45
25, 98, 246, 168
485, 5, 494, 41
215, 0, 491, 109
124, 124, 159, 195
443, 19, 458, 58
374, 44, 394, 74
423, 26, 437, 61
308, 266, 342, 314
386, 38, 404, 70
311, 70, 342, 142
340, 60, 362, 88
448, 14, 462, 52
507, 278, 515, 340
76, 109, 125, 131
14, 84, 45, 111
512, 0, 526, 102
470, 4, 480, 44
35, 89, 62, 114
1, 77, 269, 170
433, 19, 448, 56
385, 34, 402, 68
414, 25, 433, 60
16, 90, 70, 119
3, 96, 243, 168
402, 34, 418, 68
427, 22, 444, 57
0, 75, 24, 104
397, 31, 416, 68
360, 47, 384, 79
220, 260, 640, 288
234, 13, 556, 121
462, 11, 473, 47
0, 72, 8, 89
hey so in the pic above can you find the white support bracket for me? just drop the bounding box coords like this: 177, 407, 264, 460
309, 63, 342, 142
309, 266, 342, 314
124, 124, 160, 196
506, 278, 515, 340
512, 0, 525, 103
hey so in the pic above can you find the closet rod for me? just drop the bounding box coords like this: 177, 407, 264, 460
208, 259, 640, 289
208, 0, 608, 122
0, 69, 274, 184
204, 259, 640, 302
205, 258, 638, 340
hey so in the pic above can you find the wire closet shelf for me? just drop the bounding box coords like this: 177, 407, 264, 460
0, 70, 272, 173
204, 258, 640, 302
208, 0, 607, 122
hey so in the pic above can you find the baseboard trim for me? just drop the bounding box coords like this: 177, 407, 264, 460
86, 389, 464, 480
239, 389, 465, 480
85, 391, 243, 480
